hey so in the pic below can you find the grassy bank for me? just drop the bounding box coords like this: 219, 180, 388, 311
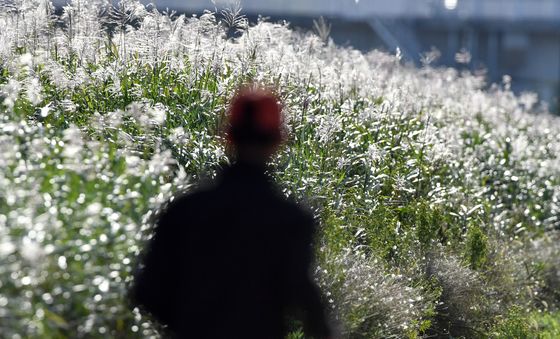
1, 1, 560, 337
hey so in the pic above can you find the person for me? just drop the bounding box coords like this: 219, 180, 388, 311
130, 86, 332, 339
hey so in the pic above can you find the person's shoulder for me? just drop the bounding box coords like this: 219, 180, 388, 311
168, 188, 207, 207
156, 185, 216, 220
275, 194, 315, 226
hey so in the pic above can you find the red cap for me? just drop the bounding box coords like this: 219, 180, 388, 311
227, 87, 282, 145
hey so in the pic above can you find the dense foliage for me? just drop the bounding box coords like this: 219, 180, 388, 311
1, 0, 559, 337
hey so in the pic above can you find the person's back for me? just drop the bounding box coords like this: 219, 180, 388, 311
130, 87, 331, 338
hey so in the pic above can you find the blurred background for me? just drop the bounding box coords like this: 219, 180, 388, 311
129, 0, 560, 113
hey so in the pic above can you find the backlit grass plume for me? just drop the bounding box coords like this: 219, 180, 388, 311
1, 0, 560, 337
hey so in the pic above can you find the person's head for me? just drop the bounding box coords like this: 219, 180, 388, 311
226, 86, 284, 164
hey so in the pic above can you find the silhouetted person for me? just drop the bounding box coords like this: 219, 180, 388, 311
130, 87, 332, 339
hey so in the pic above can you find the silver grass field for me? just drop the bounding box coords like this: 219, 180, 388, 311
1, 0, 560, 337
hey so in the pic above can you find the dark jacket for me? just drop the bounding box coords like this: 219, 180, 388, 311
130, 162, 331, 339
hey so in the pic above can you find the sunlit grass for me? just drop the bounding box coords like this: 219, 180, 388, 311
1, 0, 560, 337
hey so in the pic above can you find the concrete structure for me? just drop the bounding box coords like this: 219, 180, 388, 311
152, 0, 560, 21
146, 0, 560, 110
